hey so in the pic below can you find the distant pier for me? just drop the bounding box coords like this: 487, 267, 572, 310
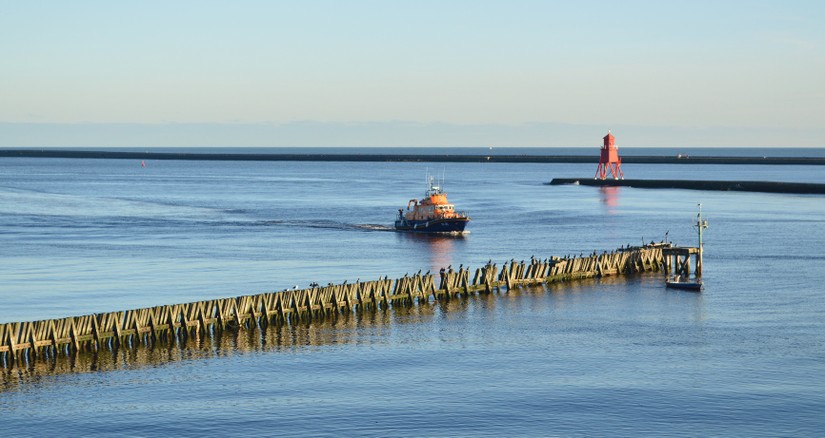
2, 149, 825, 165
1, 243, 668, 373
548, 178, 825, 194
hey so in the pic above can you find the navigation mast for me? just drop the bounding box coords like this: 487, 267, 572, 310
695, 204, 709, 275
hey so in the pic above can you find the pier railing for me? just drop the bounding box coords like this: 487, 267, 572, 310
1, 243, 668, 370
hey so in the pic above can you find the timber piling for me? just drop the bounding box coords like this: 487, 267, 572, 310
1, 243, 668, 372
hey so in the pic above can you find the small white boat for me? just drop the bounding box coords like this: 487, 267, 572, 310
666, 275, 702, 291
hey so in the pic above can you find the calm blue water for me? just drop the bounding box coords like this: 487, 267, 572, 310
1, 153, 824, 436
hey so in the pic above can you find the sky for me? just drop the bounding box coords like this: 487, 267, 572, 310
1, 1, 824, 147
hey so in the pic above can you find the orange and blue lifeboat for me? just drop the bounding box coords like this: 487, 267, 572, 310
394, 179, 469, 233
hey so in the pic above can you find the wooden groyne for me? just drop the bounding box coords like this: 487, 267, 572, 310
548, 178, 825, 195
2, 149, 825, 165
1, 243, 668, 371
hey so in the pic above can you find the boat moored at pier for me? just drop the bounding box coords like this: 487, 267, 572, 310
663, 204, 709, 292
665, 275, 703, 291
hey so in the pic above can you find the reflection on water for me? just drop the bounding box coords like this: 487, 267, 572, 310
0, 304, 437, 391
600, 186, 620, 214
396, 233, 465, 273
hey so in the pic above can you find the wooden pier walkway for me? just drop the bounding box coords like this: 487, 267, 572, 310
1, 243, 668, 372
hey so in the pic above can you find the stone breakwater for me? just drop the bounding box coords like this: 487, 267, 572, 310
548, 178, 825, 195
2, 149, 824, 165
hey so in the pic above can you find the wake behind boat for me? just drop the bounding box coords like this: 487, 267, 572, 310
395, 176, 469, 234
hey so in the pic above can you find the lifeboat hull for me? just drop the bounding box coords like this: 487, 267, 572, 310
394, 218, 469, 233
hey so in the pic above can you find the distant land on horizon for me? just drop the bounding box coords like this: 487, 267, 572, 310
1, 121, 823, 149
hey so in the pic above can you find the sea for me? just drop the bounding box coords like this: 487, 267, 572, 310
1, 148, 824, 437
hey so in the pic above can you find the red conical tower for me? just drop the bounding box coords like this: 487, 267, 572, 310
594, 130, 624, 180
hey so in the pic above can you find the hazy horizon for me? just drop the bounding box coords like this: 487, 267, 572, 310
2, 121, 823, 148
2, 2, 824, 147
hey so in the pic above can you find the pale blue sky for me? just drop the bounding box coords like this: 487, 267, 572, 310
1, 1, 824, 147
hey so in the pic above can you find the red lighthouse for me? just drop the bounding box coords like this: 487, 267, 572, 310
595, 131, 624, 180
